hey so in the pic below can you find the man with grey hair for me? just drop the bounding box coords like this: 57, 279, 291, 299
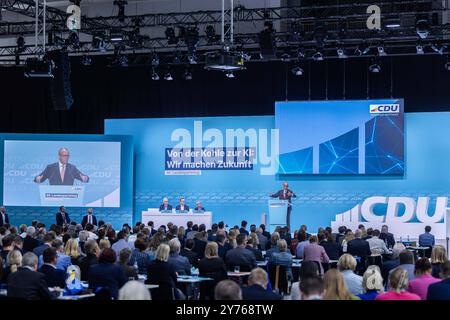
215, 280, 242, 300
242, 268, 282, 300
159, 197, 172, 211
34, 147, 89, 185
7, 252, 55, 300
347, 229, 372, 274
23, 226, 40, 253
168, 238, 191, 275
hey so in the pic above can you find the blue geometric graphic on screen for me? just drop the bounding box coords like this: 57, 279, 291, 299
319, 128, 359, 174
365, 115, 404, 175
278, 147, 313, 174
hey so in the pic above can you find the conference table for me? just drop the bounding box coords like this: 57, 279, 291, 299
0, 288, 95, 300
141, 209, 213, 229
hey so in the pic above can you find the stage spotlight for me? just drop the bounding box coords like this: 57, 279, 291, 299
117, 54, 128, 67
151, 68, 160, 80
297, 49, 305, 59
151, 53, 159, 66
113, 0, 127, 23
184, 68, 193, 80
385, 18, 401, 29
241, 52, 252, 61
431, 44, 446, 55
92, 34, 106, 52
16, 36, 26, 53
188, 54, 198, 64
164, 71, 173, 81
165, 27, 178, 45
110, 30, 124, 42
416, 19, 430, 39
291, 65, 304, 76
81, 55, 92, 66
377, 45, 387, 56
337, 48, 347, 59
369, 59, 381, 73
416, 44, 424, 55
184, 26, 200, 55
205, 25, 217, 43
355, 46, 370, 56
312, 51, 324, 61
225, 71, 235, 78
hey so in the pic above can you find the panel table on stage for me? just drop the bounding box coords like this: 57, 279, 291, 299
142, 208, 212, 229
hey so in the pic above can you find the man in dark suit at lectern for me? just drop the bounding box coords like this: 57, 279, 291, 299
159, 197, 173, 212
270, 182, 296, 230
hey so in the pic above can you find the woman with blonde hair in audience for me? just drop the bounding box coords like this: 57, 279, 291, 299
357, 265, 384, 300
376, 267, 420, 300
337, 253, 363, 295
431, 245, 448, 278
99, 239, 111, 251
65, 238, 84, 266
341, 231, 354, 253
177, 226, 186, 247
1, 250, 22, 282
119, 280, 151, 300
199, 242, 227, 300
226, 229, 238, 250
323, 269, 360, 300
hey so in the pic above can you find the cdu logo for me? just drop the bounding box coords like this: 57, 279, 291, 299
370, 104, 400, 114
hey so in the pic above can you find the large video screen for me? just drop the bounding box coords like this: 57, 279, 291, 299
3, 140, 121, 207
275, 99, 404, 175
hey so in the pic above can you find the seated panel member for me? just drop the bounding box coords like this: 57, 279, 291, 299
159, 197, 173, 212
194, 201, 205, 212
175, 197, 189, 212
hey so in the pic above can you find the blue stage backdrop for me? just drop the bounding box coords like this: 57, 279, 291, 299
0, 134, 133, 228
105, 111, 450, 239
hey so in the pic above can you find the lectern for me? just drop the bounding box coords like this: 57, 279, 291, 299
39, 185, 85, 206
268, 199, 289, 232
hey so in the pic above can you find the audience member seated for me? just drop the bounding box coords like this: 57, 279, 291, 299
214, 280, 242, 300
256, 228, 268, 250
64, 238, 83, 266
111, 231, 133, 260
341, 230, 354, 253
390, 250, 415, 281
337, 254, 363, 296
117, 248, 138, 280
2, 250, 22, 283
215, 234, 228, 260
430, 245, 448, 278
290, 261, 320, 300
33, 232, 56, 257
408, 258, 440, 300
198, 242, 227, 300
375, 267, 420, 300
23, 227, 40, 253
7, 252, 54, 300
168, 238, 191, 275
295, 231, 308, 259
427, 261, 450, 300
319, 231, 340, 260
266, 232, 281, 258
418, 225, 435, 248
299, 276, 324, 300
366, 229, 390, 255
322, 269, 360, 300
79, 240, 100, 281
38, 247, 66, 288
118, 280, 151, 300
239, 220, 249, 236
335, 226, 347, 246
346, 229, 371, 273
242, 268, 282, 300
180, 238, 199, 268
379, 225, 396, 249
381, 243, 406, 283
193, 231, 208, 259
38, 239, 71, 271
1, 235, 15, 261
245, 234, 264, 261
130, 238, 151, 275
225, 233, 257, 271
146, 244, 180, 300
99, 239, 111, 251
356, 265, 384, 300
303, 235, 330, 275
88, 248, 127, 300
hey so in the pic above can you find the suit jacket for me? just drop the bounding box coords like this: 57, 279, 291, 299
56, 211, 71, 226
198, 257, 227, 281
81, 215, 97, 227
175, 205, 190, 211
146, 260, 177, 288
379, 232, 395, 248
35, 162, 88, 186
180, 248, 199, 268
33, 243, 51, 257
79, 254, 98, 281
23, 236, 41, 253
270, 189, 296, 203
0, 213, 9, 226
159, 204, 173, 211
427, 278, 450, 300
38, 264, 66, 288
242, 284, 282, 300
225, 247, 257, 271
88, 262, 127, 300
193, 238, 207, 259
245, 245, 264, 261
168, 253, 191, 275
239, 227, 249, 235
7, 267, 54, 300
347, 238, 372, 260
194, 207, 206, 212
